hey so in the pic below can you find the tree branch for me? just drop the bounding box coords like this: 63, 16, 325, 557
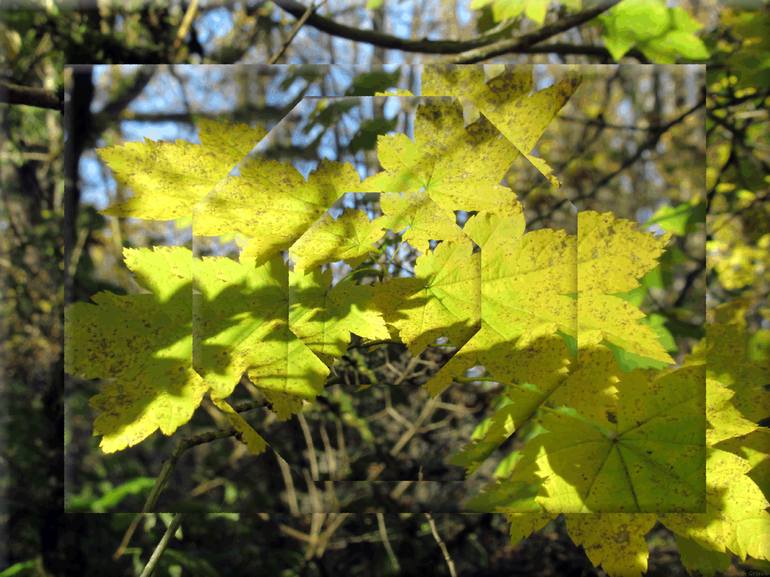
173, 0, 200, 54
91, 67, 156, 137
0, 81, 62, 111
272, 0, 547, 54
424, 513, 457, 577
141, 398, 270, 513
530, 97, 705, 226
269, 0, 327, 64
273, 0, 622, 60
579, 97, 705, 199
114, 398, 269, 560
142, 428, 238, 513
138, 513, 184, 577
449, 0, 621, 63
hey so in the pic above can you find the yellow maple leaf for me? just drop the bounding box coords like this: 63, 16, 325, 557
99, 119, 266, 220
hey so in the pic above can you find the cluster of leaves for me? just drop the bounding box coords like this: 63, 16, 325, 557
470, 0, 581, 25
65, 65, 769, 576
706, 8, 770, 310
501, 300, 770, 576
599, 0, 710, 63
467, 0, 710, 63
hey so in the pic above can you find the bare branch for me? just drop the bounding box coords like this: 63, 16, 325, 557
272, 0, 622, 60
449, 0, 621, 63
530, 97, 706, 226
376, 513, 400, 573
173, 0, 200, 54
273, 0, 523, 54
138, 513, 184, 577
0, 81, 62, 111
141, 398, 270, 513
425, 513, 457, 577
269, 0, 327, 64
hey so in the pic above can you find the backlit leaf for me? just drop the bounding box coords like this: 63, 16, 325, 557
194, 158, 362, 266
99, 119, 266, 220
65, 246, 208, 452
422, 66, 579, 186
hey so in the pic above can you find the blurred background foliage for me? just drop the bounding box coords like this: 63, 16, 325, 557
0, 1, 767, 576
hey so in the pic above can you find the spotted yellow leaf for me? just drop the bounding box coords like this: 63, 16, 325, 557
99, 119, 266, 220
374, 238, 481, 354
422, 66, 579, 186
194, 158, 362, 266
65, 246, 208, 452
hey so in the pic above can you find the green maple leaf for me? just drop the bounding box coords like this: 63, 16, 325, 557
194, 158, 363, 266
470, 0, 550, 24
377, 190, 468, 254
374, 238, 481, 354
696, 300, 770, 496
661, 448, 770, 562
674, 534, 733, 577
646, 200, 705, 236
449, 342, 608, 473
422, 66, 579, 186
696, 300, 770, 425
423, 210, 570, 396
564, 514, 657, 577
429, 210, 574, 396
509, 450, 769, 577
65, 246, 208, 452
364, 99, 518, 211
474, 360, 705, 513
502, 305, 770, 574
470, 0, 582, 23
98, 119, 266, 220
600, 0, 710, 63
706, 379, 761, 447
513, 450, 768, 577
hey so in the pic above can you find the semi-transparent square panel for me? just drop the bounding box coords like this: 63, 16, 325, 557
66, 64, 705, 514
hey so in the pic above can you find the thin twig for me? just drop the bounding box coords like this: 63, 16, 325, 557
300, 386, 447, 556
390, 395, 440, 456
173, 0, 200, 54
138, 513, 184, 577
297, 412, 320, 482
530, 97, 705, 226
346, 339, 399, 351
269, 0, 326, 64
277, 453, 300, 515
114, 399, 271, 558
376, 513, 400, 572
113, 514, 143, 560
143, 427, 237, 513
306, 511, 327, 559
424, 513, 457, 577
583, 98, 706, 198
140, 399, 269, 515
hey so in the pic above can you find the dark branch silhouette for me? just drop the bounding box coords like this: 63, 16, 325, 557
274, 0, 621, 58
450, 0, 621, 63
0, 81, 62, 111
